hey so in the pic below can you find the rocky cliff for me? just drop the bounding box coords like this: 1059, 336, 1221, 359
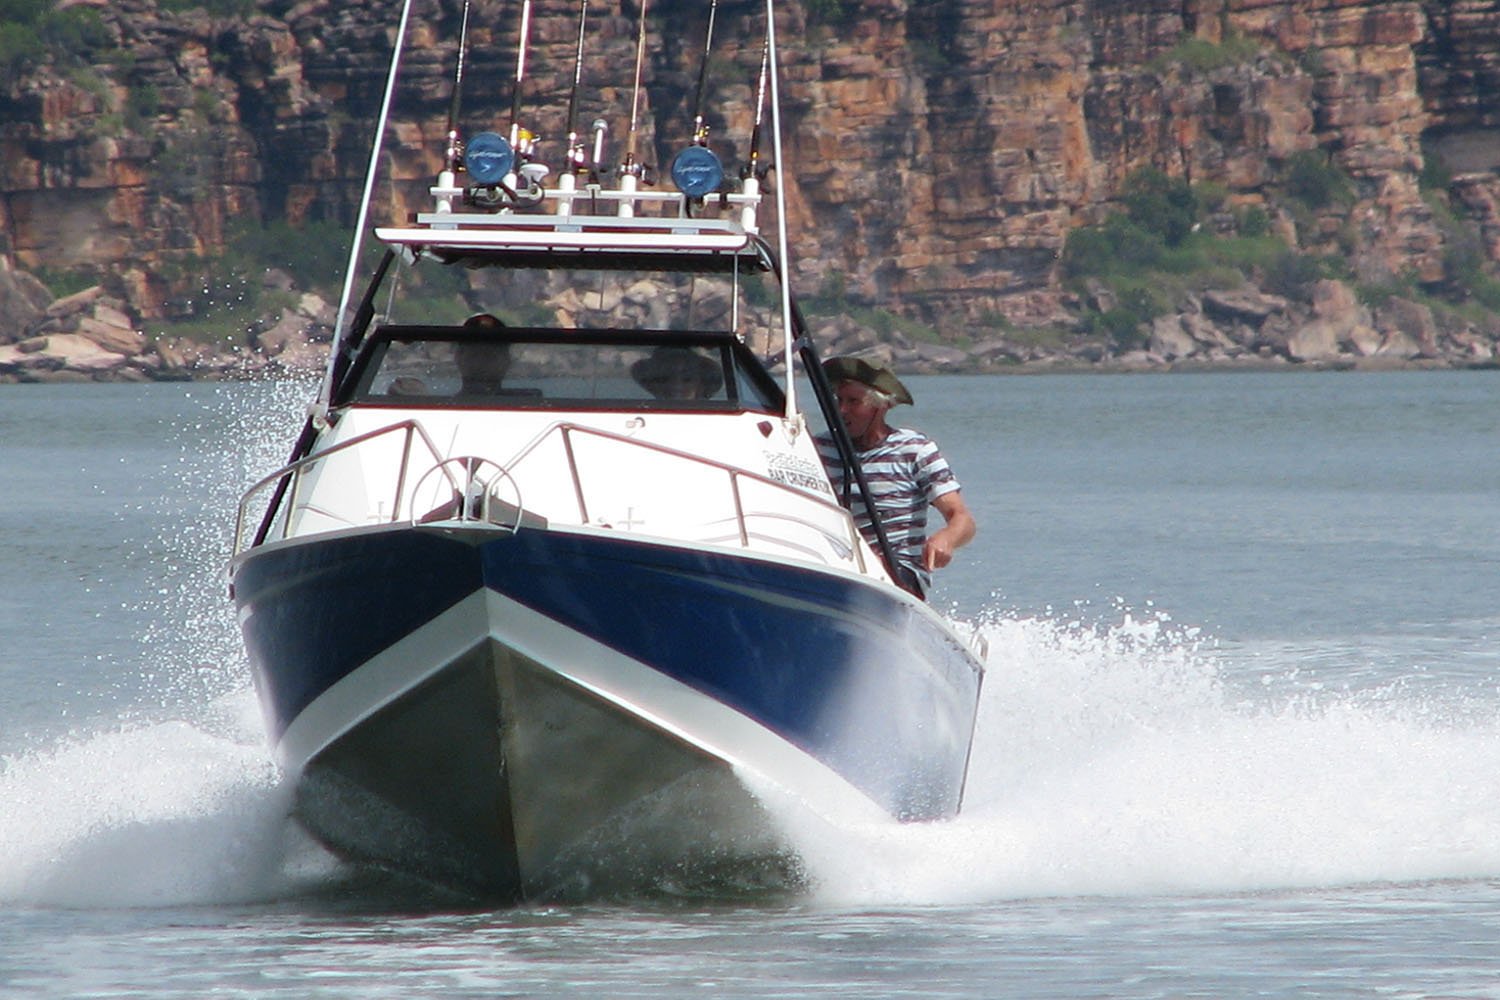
2, 0, 1499, 379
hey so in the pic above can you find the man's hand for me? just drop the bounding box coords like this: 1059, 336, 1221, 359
923, 491, 976, 571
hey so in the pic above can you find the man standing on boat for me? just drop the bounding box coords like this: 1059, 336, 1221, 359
817, 356, 977, 599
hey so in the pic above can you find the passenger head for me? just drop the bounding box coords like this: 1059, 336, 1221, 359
454, 313, 509, 394
631, 347, 724, 400
823, 356, 913, 440
463, 312, 505, 332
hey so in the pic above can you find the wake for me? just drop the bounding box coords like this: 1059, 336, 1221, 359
781, 608, 1500, 906
5, 604, 1500, 909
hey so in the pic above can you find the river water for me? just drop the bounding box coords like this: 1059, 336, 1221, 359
2, 371, 1497, 997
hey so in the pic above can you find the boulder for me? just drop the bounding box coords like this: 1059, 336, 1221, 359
1149, 314, 1199, 360
1286, 318, 1342, 361
20, 333, 129, 373
1375, 297, 1440, 357
969, 336, 1025, 366
254, 309, 312, 356
43, 285, 106, 319
1202, 288, 1289, 327
0, 264, 53, 344
0, 343, 34, 372
1346, 324, 1385, 356
910, 341, 972, 371
77, 314, 146, 356
1201, 316, 1245, 352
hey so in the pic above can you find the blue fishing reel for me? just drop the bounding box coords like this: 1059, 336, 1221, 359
465, 132, 515, 186
670, 145, 723, 198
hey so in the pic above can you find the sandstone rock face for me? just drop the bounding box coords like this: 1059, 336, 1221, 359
1, 0, 1499, 377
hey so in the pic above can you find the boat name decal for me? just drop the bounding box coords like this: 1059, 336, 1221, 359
764, 452, 832, 495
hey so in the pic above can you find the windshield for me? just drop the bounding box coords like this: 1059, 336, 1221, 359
379, 254, 785, 339
345, 328, 784, 413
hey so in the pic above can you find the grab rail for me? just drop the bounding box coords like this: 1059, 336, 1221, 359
235, 417, 870, 577
500, 420, 867, 572
233, 419, 450, 555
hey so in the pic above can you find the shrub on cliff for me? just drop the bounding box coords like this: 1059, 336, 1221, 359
0, 0, 109, 86
1121, 168, 1200, 248
1282, 150, 1354, 211
1061, 166, 1360, 349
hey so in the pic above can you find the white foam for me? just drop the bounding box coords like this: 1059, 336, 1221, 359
13, 603, 1500, 909
0, 381, 340, 910
0, 691, 346, 908
771, 610, 1500, 906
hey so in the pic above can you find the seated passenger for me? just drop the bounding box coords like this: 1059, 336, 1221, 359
455, 340, 512, 395
454, 312, 519, 396
630, 347, 723, 400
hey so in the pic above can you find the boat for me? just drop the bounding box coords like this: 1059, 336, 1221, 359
228, 0, 985, 901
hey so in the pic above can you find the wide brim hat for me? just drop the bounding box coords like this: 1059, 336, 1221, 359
823, 356, 914, 405
630, 347, 724, 392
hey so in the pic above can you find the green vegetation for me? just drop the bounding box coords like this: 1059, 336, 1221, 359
801, 269, 950, 345
1063, 155, 1500, 349
804, 0, 848, 26
125, 84, 162, 132
31, 266, 99, 300
157, 0, 258, 15
1427, 194, 1500, 312
1151, 30, 1266, 75
1419, 138, 1453, 193
1061, 166, 1348, 348
1282, 150, 1355, 211
153, 218, 355, 345
0, 0, 110, 85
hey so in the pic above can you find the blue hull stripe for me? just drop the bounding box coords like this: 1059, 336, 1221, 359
233, 529, 482, 740
234, 526, 980, 818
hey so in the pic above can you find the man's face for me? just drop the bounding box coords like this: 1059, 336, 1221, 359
834, 380, 883, 439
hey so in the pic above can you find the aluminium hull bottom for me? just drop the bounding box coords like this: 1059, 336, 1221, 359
293, 623, 798, 901
232, 524, 984, 901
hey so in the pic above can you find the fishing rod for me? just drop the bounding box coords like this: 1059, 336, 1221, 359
562, 0, 590, 178
324, 0, 415, 412
669, 0, 724, 203
621, 0, 649, 179
507, 0, 535, 159
742, 36, 770, 182
690, 0, 718, 147
764, 0, 796, 419
443, 0, 474, 175
616, 0, 650, 216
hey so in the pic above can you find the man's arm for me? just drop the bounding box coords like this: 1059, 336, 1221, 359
923, 490, 976, 571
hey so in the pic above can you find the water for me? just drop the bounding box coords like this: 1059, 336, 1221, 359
2, 371, 1498, 997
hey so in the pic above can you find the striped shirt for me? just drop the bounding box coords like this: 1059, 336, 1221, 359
815, 428, 961, 594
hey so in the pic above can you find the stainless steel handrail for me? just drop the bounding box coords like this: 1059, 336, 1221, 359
523, 422, 868, 574
233, 419, 449, 555
236, 416, 869, 576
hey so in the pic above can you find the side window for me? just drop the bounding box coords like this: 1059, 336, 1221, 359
628, 347, 725, 402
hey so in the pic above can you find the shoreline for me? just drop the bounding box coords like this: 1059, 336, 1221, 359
2, 350, 1494, 385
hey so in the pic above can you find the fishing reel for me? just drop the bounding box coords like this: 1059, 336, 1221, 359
617, 156, 656, 187
670, 145, 724, 199
461, 130, 546, 212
